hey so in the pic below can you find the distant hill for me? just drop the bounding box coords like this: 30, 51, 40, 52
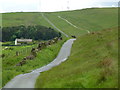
2, 8, 118, 37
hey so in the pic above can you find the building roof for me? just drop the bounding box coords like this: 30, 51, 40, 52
15, 39, 32, 42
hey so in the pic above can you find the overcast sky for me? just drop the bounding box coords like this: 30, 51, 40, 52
0, 0, 119, 13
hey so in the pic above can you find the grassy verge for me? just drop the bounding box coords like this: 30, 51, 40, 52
35, 27, 118, 88
2, 39, 66, 87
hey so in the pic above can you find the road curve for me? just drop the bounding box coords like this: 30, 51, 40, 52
3, 39, 76, 88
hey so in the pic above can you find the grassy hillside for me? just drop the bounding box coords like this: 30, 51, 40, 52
44, 8, 118, 36
2, 12, 51, 27
2, 8, 118, 37
35, 27, 118, 88
2, 8, 118, 88
2, 39, 66, 87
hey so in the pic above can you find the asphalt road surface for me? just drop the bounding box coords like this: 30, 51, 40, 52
3, 39, 76, 88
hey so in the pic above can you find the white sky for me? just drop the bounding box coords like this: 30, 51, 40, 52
0, 0, 119, 13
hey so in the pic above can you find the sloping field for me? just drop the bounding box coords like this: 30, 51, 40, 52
2, 8, 118, 88
35, 8, 118, 88
2, 8, 118, 37
44, 8, 118, 36
2, 12, 51, 27
35, 27, 118, 88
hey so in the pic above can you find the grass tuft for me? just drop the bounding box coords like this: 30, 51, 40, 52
98, 58, 113, 68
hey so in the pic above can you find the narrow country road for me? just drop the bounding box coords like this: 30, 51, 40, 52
3, 39, 76, 88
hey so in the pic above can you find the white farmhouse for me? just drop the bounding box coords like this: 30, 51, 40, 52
15, 39, 32, 45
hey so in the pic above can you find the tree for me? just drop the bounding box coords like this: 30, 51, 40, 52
2, 25, 61, 42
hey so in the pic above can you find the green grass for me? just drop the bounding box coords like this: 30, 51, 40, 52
2, 12, 51, 27
1, 8, 118, 88
2, 8, 118, 37
35, 27, 118, 88
2, 39, 66, 87
44, 8, 118, 36
0, 57, 2, 88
